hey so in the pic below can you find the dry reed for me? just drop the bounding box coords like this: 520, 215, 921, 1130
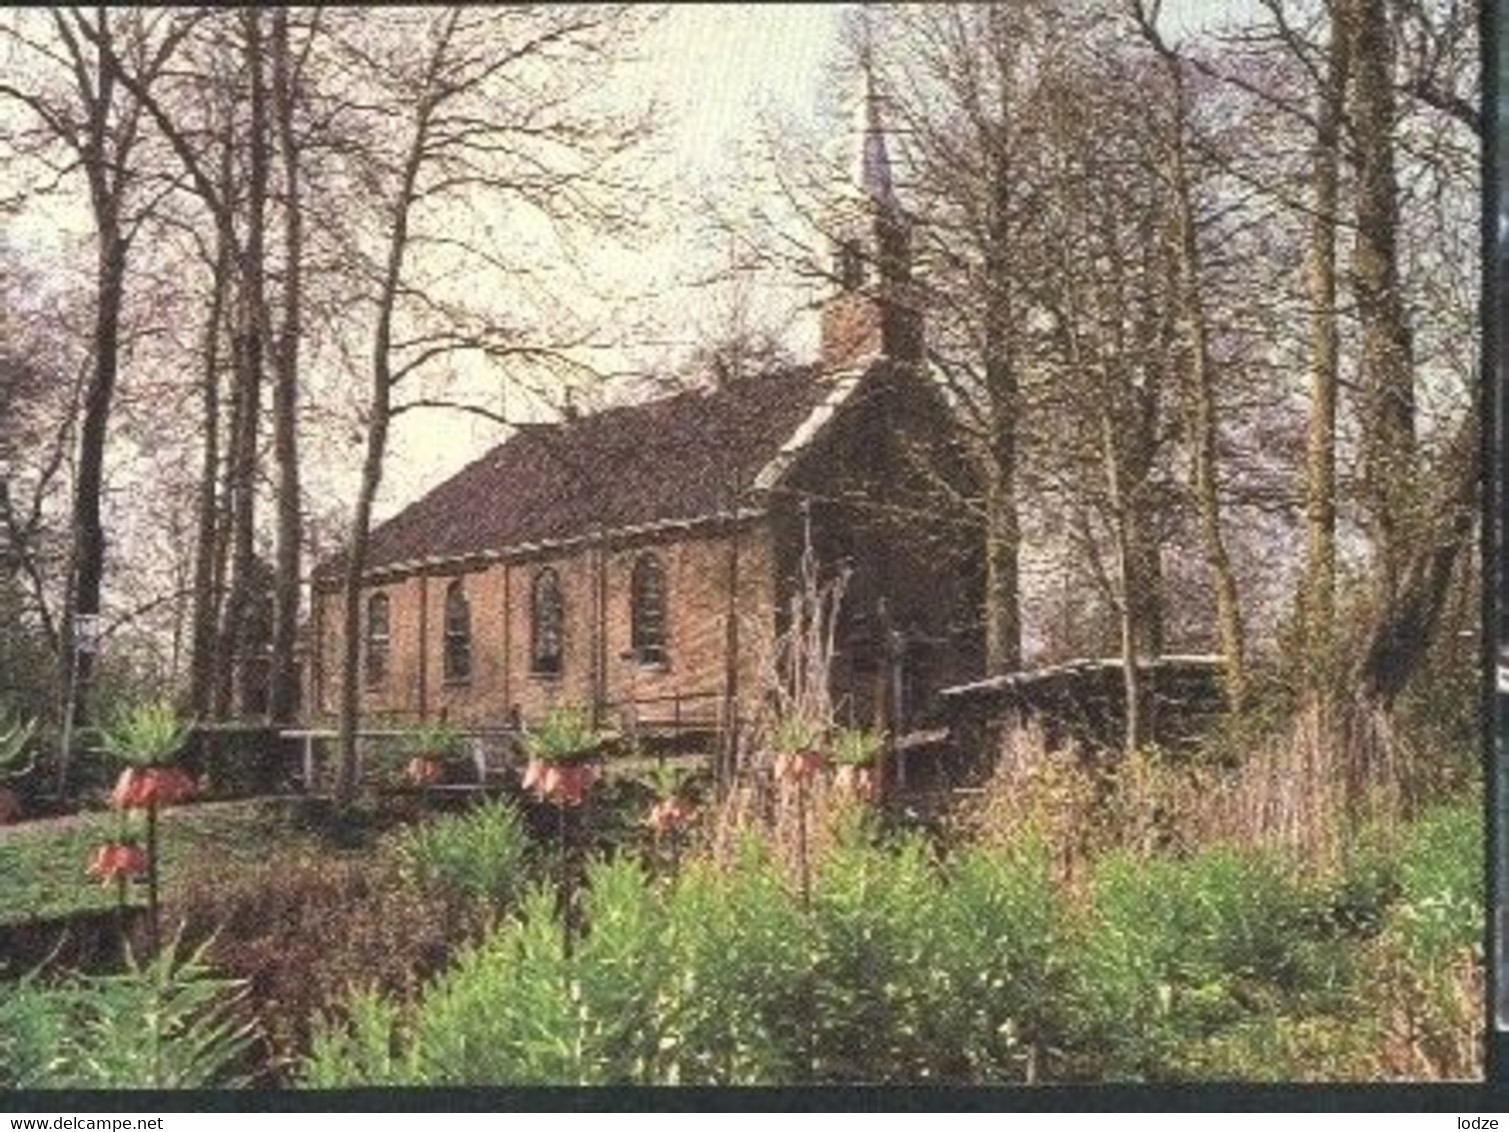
968, 697, 1433, 879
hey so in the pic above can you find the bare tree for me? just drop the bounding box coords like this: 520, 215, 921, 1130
266, 6, 311, 724
1227, 0, 1478, 702
83, 9, 328, 722
1344, 0, 1416, 606
875, 3, 1057, 675
187, 120, 234, 718
1031, 48, 1181, 750
1115, 0, 1477, 714
1133, 2, 1249, 710
1, 10, 196, 786
214, 7, 272, 718
1300, 2, 1350, 677
71, 10, 255, 720
0, 267, 88, 692
325, 7, 655, 804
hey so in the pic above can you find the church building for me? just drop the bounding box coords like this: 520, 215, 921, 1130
305, 84, 983, 737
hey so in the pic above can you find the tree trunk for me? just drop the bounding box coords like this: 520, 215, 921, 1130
336, 71, 437, 804
1100, 409, 1143, 754
268, 7, 303, 725
188, 150, 232, 719
58, 8, 130, 789
61, 226, 126, 773
222, 10, 270, 719
1355, 413, 1477, 704
68, 9, 248, 719
210, 299, 242, 719
1346, 0, 1416, 605
1129, 516, 1164, 657
337, 420, 387, 805
1162, 58, 1246, 711
980, 68, 1022, 676
1301, 7, 1350, 679
983, 396, 1021, 673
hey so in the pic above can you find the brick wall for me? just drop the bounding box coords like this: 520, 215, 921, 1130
819, 291, 884, 371
310, 522, 776, 728
819, 289, 922, 371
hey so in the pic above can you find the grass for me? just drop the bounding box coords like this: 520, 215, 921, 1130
0, 798, 377, 926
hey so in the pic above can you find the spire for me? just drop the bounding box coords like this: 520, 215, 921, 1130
818, 44, 922, 373
857, 68, 898, 210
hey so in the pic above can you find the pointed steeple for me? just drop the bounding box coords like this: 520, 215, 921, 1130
857, 68, 898, 211
819, 62, 921, 372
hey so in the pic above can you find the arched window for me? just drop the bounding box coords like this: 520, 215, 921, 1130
443, 580, 471, 683
631, 553, 668, 666
365, 592, 391, 688
531, 568, 564, 676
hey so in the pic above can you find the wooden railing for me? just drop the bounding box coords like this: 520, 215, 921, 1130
276, 726, 522, 793
600, 688, 727, 737
284, 691, 744, 794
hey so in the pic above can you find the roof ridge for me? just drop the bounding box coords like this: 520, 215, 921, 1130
387, 363, 821, 515
321, 361, 841, 581
557, 363, 820, 426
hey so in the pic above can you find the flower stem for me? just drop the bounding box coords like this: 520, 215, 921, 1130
146, 801, 160, 956
797, 775, 810, 911
558, 801, 573, 962
114, 871, 126, 957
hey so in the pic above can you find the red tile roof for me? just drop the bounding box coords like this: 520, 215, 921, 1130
329, 367, 837, 578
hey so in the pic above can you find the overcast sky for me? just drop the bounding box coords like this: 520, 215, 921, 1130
380, 0, 1268, 514
363, 6, 849, 513
0, 1, 1302, 532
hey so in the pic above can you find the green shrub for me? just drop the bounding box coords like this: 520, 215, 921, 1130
1068, 845, 1346, 1080
0, 936, 252, 1088
806, 827, 941, 1082
1174, 1009, 1383, 1082
1389, 800, 1483, 970
0, 972, 75, 1086
307, 858, 662, 1086
304, 846, 806, 1087
304, 829, 1073, 1086
303, 988, 407, 1088
404, 884, 582, 1084
299, 799, 1480, 1086
568, 853, 676, 1080
1324, 823, 1405, 939
651, 837, 806, 1083
802, 825, 1068, 1083
97, 699, 193, 766
930, 837, 1068, 1082
403, 719, 466, 759
394, 798, 530, 911
522, 704, 603, 764
0, 709, 37, 777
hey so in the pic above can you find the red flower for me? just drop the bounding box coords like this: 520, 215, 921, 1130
111, 765, 197, 810
523, 759, 599, 807
834, 763, 876, 802
647, 796, 696, 835
87, 841, 148, 885
773, 748, 826, 785
110, 767, 148, 809
146, 765, 198, 806
405, 756, 443, 786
